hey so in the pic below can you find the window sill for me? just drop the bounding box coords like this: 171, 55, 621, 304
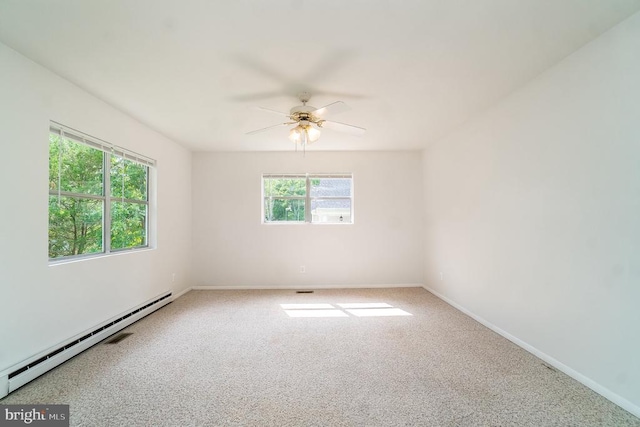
262, 222, 354, 225
48, 247, 154, 266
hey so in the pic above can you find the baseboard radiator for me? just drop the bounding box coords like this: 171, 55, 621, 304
0, 291, 172, 399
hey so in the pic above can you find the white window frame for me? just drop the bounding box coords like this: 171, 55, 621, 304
262, 173, 353, 224
48, 122, 156, 262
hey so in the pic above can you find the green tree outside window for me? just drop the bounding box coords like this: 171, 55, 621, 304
49, 131, 150, 259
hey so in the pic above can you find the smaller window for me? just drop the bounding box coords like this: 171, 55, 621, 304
263, 174, 353, 224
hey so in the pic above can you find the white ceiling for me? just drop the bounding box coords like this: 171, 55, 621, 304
1, 1, 639, 152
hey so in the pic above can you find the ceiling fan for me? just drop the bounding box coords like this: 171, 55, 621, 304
246, 92, 366, 147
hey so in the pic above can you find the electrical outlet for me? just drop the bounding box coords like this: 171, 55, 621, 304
172, 273, 176, 282
299, 266, 306, 274
439, 272, 443, 281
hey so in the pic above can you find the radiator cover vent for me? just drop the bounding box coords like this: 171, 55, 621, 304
1, 291, 172, 397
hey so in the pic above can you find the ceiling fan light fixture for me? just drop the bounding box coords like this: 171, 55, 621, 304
249, 93, 365, 149
288, 124, 321, 144
288, 125, 304, 143
306, 125, 321, 143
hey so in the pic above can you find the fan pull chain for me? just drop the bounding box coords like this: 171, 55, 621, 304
303, 129, 307, 157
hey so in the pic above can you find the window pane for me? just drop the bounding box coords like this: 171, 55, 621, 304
264, 178, 306, 198
48, 195, 103, 258
311, 199, 351, 223
264, 198, 305, 222
310, 178, 351, 197
111, 157, 147, 201
111, 201, 147, 249
49, 134, 104, 195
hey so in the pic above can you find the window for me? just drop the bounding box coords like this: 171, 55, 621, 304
48, 123, 155, 260
263, 174, 353, 224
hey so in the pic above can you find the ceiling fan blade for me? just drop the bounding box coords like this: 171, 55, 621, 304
257, 106, 291, 117
246, 122, 292, 135
320, 120, 366, 136
310, 89, 368, 100
231, 55, 291, 85
302, 50, 355, 85
229, 91, 285, 102
312, 101, 350, 117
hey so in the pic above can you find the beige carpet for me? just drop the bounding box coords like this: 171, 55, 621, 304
2, 288, 639, 426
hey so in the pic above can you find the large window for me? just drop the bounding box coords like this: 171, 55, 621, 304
263, 174, 353, 224
48, 123, 155, 260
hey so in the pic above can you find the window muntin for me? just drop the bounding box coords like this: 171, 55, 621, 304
263, 174, 353, 224
48, 124, 154, 261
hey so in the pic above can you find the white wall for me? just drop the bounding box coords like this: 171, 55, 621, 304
422, 12, 640, 412
192, 151, 423, 288
0, 42, 192, 372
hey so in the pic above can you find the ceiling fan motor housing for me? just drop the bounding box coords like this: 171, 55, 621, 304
247, 92, 364, 139
290, 105, 319, 124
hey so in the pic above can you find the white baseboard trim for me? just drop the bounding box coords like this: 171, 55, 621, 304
172, 286, 193, 300
423, 285, 640, 418
192, 283, 424, 290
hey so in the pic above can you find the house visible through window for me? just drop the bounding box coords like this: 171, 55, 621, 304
48, 123, 155, 260
263, 174, 353, 224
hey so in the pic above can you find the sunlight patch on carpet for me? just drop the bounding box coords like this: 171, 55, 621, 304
281, 302, 412, 318
345, 308, 412, 317
284, 309, 349, 318
337, 303, 393, 309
